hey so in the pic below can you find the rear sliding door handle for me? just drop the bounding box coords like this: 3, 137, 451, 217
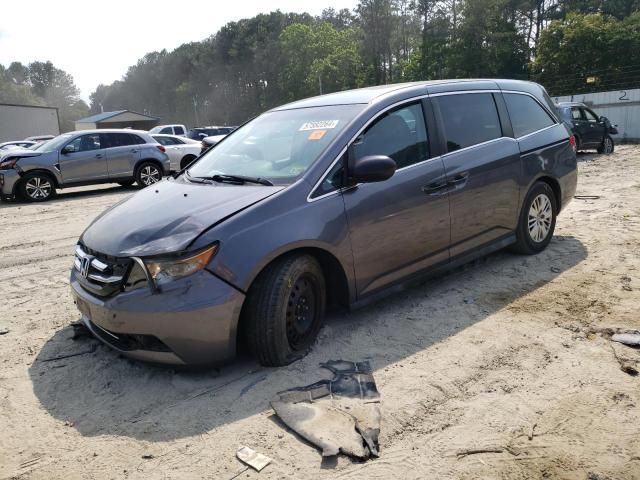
422, 182, 448, 195
449, 173, 468, 185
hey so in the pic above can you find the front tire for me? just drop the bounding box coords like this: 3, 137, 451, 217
19, 172, 55, 202
511, 182, 557, 255
243, 254, 326, 366
598, 135, 614, 154
135, 161, 162, 187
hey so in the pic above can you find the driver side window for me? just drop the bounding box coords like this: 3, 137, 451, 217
583, 109, 599, 122
353, 103, 429, 169
66, 134, 101, 153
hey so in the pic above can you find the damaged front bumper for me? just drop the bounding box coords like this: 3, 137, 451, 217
70, 268, 245, 365
0, 169, 21, 199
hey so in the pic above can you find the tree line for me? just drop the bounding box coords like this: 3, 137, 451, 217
0, 61, 88, 132
2, 0, 639, 132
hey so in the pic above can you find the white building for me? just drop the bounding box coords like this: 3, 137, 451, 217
0, 103, 60, 142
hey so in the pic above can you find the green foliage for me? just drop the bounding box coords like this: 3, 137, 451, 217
87, 1, 640, 124
0, 61, 88, 132
279, 22, 367, 100
534, 12, 640, 94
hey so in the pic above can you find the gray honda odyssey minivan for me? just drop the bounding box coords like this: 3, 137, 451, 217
70, 79, 577, 367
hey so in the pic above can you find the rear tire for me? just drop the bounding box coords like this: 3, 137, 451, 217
243, 254, 326, 366
511, 182, 557, 255
19, 172, 55, 202
597, 135, 614, 154
180, 155, 196, 170
135, 161, 162, 187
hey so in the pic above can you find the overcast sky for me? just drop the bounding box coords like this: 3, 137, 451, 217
0, 0, 358, 101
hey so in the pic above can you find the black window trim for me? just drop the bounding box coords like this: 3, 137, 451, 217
307, 88, 560, 202
308, 94, 437, 202
500, 91, 559, 140
431, 91, 505, 156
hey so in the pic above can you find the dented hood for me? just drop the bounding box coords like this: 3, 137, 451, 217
81, 177, 284, 257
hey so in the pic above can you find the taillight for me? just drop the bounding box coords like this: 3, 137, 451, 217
569, 135, 577, 153
156, 145, 166, 153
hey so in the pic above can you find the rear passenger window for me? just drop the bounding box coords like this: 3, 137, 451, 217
571, 108, 582, 120
353, 102, 429, 169
435, 93, 502, 152
504, 93, 556, 138
159, 127, 172, 134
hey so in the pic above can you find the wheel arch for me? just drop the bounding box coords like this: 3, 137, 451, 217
134, 158, 164, 176
17, 168, 60, 191
180, 154, 197, 169
535, 175, 562, 213
235, 245, 351, 345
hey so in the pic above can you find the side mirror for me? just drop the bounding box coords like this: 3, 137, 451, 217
599, 116, 608, 123
61, 145, 75, 154
351, 155, 396, 183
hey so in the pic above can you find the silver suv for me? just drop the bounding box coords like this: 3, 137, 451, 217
0, 129, 170, 202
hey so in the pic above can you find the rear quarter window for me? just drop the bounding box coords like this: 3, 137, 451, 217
504, 93, 556, 138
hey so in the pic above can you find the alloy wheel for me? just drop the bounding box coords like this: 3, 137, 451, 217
528, 193, 553, 243
140, 165, 161, 185
25, 176, 52, 200
604, 137, 613, 153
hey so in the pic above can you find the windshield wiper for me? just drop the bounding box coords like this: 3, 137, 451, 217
195, 174, 274, 186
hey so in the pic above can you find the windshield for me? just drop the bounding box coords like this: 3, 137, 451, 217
32, 134, 73, 152
187, 104, 364, 184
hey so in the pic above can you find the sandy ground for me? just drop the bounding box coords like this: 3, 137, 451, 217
1, 146, 639, 480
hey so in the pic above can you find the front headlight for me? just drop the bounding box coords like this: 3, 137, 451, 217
144, 244, 218, 286
0, 157, 19, 170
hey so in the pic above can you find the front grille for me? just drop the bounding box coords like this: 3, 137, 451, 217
74, 244, 132, 297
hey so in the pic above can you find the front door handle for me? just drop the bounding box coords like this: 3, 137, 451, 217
131, 149, 138, 153
95, 153, 103, 159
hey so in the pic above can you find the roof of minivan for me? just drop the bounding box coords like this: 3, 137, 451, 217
272, 79, 543, 111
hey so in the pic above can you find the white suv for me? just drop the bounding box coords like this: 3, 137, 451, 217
149, 124, 187, 136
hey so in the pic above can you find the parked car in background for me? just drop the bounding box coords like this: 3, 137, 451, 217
187, 126, 236, 140
0, 129, 169, 202
70, 79, 576, 368
149, 124, 187, 136
152, 134, 201, 171
556, 102, 617, 154
0, 140, 36, 150
25, 135, 55, 142
200, 134, 227, 154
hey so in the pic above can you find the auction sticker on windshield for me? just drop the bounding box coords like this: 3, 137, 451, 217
299, 120, 339, 131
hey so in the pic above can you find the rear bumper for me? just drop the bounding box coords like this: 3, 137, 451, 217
70, 269, 245, 366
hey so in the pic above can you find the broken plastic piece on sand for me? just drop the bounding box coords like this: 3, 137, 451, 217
611, 332, 640, 347
271, 360, 381, 460
236, 446, 271, 472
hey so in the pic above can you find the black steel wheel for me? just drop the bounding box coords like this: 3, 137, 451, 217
243, 254, 326, 366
